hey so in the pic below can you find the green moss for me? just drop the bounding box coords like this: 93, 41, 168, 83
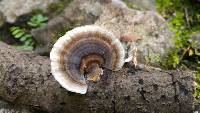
194, 72, 200, 99
156, 0, 200, 99
123, 0, 143, 10
161, 50, 180, 69
145, 53, 161, 64
48, 0, 73, 17
52, 19, 79, 44
156, 0, 200, 69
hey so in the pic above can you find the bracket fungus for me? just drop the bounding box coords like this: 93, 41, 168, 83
50, 25, 125, 94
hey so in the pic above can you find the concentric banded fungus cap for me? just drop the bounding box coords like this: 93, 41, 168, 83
50, 25, 125, 94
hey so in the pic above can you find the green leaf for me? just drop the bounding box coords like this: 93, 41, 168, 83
28, 14, 48, 28
37, 14, 44, 21
12, 29, 22, 36
42, 17, 49, 22
20, 36, 28, 42
20, 34, 32, 42
13, 45, 33, 51
23, 34, 32, 39
9, 26, 35, 50
27, 22, 38, 27
25, 39, 33, 46
30, 17, 36, 22
15, 32, 24, 38
10, 27, 19, 32
20, 37, 26, 42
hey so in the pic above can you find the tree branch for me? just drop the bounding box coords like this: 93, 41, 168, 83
0, 42, 198, 113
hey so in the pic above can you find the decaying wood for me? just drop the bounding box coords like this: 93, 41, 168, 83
0, 42, 198, 113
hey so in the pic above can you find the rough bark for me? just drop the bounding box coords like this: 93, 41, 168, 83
0, 42, 198, 113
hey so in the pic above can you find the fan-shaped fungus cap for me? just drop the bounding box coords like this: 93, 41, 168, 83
50, 25, 125, 94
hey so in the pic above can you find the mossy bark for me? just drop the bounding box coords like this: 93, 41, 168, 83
0, 42, 198, 113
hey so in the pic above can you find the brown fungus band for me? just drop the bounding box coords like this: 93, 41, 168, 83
50, 25, 125, 94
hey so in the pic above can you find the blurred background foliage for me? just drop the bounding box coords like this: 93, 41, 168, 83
0, 0, 73, 51
8, 14, 49, 50
156, 0, 200, 99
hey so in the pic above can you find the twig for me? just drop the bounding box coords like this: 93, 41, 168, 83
184, 7, 191, 28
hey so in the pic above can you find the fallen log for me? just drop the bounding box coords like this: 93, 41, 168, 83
0, 42, 198, 113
